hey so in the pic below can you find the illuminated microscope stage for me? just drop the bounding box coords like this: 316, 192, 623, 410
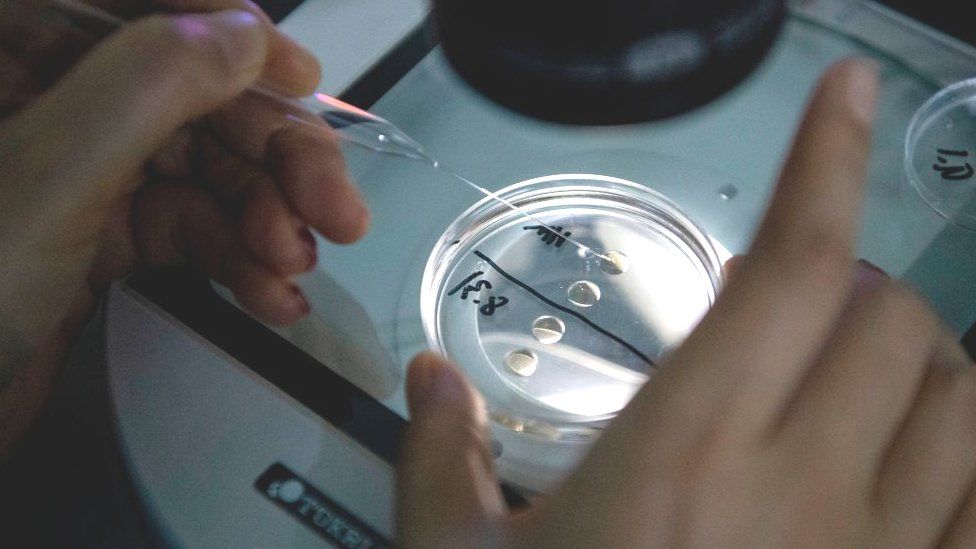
269, 1, 976, 492
108, 1, 976, 544
292, 2, 976, 489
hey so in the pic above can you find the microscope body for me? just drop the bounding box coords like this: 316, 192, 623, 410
433, 0, 786, 124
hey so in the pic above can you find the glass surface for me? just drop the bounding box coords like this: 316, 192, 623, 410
420, 175, 724, 440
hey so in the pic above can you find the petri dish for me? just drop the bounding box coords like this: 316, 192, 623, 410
420, 174, 724, 450
906, 78, 976, 230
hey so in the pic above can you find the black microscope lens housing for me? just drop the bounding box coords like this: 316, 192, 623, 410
432, 0, 786, 125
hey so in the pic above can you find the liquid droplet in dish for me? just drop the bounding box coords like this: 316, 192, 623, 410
532, 316, 566, 344
600, 251, 631, 275
567, 280, 601, 307
505, 349, 538, 376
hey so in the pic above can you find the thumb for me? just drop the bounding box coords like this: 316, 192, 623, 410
397, 352, 508, 549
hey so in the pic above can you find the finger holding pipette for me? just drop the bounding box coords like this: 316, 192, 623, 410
0, 0, 383, 459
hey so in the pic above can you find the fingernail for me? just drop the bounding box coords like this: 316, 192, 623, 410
845, 58, 880, 124
722, 255, 744, 280
290, 41, 323, 82
407, 354, 464, 414
281, 31, 318, 65
354, 188, 371, 223
290, 284, 310, 316
356, 196, 371, 230
854, 258, 888, 293
336, 186, 371, 242
299, 226, 316, 248
203, 10, 267, 77
346, 183, 368, 216
408, 360, 437, 413
299, 227, 317, 270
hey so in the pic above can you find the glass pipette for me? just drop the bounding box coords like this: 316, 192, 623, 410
42, 0, 613, 263
279, 93, 612, 262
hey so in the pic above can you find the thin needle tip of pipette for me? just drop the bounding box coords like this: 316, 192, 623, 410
439, 166, 612, 262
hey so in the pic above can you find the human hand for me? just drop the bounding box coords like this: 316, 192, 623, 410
396, 59, 976, 548
0, 1, 367, 453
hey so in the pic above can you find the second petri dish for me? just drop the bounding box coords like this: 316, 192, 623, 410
421, 174, 724, 491
906, 78, 976, 230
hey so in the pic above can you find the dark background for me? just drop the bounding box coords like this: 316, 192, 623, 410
0, 1, 973, 547
883, 0, 975, 47
250, 0, 303, 23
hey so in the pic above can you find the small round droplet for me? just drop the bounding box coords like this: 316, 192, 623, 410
532, 316, 566, 344
377, 133, 389, 142
718, 184, 739, 201
600, 251, 631, 275
567, 280, 601, 307
505, 349, 538, 377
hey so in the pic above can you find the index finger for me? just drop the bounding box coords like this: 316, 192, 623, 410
149, 0, 321, 95
678, 58, 881, 429
85, 0, 320, 94
2, 0, 319, 95
605, 59, 881, 451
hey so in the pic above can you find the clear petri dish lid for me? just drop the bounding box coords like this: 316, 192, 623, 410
420, 174, 724, 442
906, 78, 976, 230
